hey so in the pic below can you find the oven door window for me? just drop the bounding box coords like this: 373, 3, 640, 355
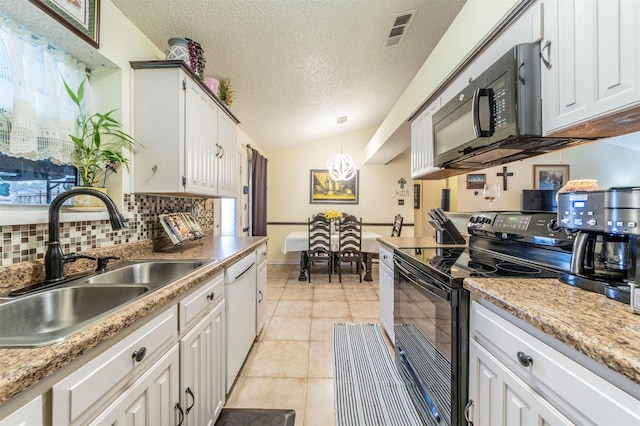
394, 262, 453, 425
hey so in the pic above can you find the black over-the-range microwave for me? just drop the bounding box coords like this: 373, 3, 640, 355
431, 42, 572, 170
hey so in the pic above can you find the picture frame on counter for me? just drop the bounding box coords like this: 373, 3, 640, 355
310, 169, 359, 204
533, 164, 570, 190
29, 0, 100, 48
466, 174, 486, 189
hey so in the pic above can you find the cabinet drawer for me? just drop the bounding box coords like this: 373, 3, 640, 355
471, 301, 640, 425
52, 306, 178, 426
256, 244, 267, 266
379, 245, 393, 270
179, 272, 224, 331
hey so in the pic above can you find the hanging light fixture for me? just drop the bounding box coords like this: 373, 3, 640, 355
327, 116, 357, 181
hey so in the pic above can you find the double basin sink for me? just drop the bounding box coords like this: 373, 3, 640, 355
0, 260, 206, 348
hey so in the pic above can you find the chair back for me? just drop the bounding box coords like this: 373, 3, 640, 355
391, 214, 403, 237
308, 213, 331, 256
338, 214, 362, 256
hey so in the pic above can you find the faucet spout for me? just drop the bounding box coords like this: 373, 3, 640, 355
45, 188, 127, 283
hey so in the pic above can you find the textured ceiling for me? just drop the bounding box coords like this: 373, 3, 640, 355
114, 1, 466, 153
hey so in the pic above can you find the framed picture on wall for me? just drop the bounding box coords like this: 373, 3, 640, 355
310, 169, 359, 204
29, 0, 101, 48
533, 164, 570, 190
414, 184, 420, 209
466, 174, 486, 189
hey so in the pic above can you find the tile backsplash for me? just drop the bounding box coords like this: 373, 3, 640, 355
0, 194, 215, 266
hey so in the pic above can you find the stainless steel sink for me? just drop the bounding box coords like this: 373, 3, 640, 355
86, 261, 203, 285
0, 259, 208, 347
0, 285, 148, 347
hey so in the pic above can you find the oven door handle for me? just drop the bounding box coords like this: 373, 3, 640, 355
398, 347, 442, 423
395, 262, 451, 301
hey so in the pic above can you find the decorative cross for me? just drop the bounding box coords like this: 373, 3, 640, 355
398, 178, 407, 189
496, 166, 514, 190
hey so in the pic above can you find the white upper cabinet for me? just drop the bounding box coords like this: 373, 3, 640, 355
132, 62, 239, 197
410, 98, 441, 179
541, 0, 640, 134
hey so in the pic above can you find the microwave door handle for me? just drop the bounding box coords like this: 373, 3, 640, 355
472, 88, 495, 137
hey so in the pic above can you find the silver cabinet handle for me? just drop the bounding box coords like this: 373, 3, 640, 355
541, 40, 552, 69
464, 399, 474, 425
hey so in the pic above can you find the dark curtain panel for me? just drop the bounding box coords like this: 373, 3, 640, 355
251, 150, 268, 236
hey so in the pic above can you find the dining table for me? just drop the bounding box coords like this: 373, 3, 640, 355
281, 231, 382, 281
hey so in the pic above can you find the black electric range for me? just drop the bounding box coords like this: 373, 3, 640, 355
392, 212, 573, 426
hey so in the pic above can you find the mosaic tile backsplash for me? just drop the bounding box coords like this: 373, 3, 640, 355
0, 194, 215, 266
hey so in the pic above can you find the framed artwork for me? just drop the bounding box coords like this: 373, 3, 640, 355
29, 0, 100, 48
533, 164, 570, 190
466, 174, 486, 189
310, 169, 359, 204
414, 184, 420, 209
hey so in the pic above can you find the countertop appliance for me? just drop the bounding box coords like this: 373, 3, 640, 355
432, 42, 588, 171
393, 211, 573, 425
225, 251, 257, 393
557, 187, 640, 304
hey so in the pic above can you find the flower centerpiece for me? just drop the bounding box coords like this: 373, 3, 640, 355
323, 209, 343, 231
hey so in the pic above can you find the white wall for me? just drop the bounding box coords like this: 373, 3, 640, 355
267, 126, 414, 262
454, 133, 640, 212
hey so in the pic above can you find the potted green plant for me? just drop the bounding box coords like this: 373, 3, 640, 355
63, 79, 137, 207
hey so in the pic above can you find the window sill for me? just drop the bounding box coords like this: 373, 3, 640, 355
0, 205, 134, 226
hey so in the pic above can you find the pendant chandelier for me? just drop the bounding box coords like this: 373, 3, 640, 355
327, 116, 357, 181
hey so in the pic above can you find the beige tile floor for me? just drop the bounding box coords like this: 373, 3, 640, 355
224, 262, 382, 426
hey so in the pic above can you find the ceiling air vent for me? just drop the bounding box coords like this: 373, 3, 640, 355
383, 9, 416, 48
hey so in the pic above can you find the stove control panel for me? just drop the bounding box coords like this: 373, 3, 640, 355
468, 212, 571, 242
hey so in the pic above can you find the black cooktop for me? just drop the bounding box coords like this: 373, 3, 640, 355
396, 246, 561, 281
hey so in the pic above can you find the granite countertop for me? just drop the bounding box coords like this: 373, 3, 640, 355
464, 277, 640, 385
0, 235, 267, 406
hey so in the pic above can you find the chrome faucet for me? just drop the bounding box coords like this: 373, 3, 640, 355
44, 188, 127, 283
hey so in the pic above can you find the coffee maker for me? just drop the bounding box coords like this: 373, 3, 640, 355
557, 189, 633, 303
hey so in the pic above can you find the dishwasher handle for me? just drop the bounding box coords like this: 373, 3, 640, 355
230, 262, 255, 282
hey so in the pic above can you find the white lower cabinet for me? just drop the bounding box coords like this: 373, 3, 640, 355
179, 302, 225, 426
52, 307, 178, 426
468, 300, 640, 425
468, 340, 571, 426
89, 344, 180, 426
0, 396, 42, 426
256, 243, 268, 335
378, 245, 394, 341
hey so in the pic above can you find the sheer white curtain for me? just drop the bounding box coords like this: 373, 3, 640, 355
0, 14, 93, 164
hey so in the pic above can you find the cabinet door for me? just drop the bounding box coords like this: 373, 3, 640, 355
468, 340, 572, 426
592, 0, 640, 116
89, 345, 180, 426
0, 396, 42, 426
410, 98, 441, 179
256, 259, 268, 334
542, 0, 640, 133
216, 111, 238, 197
185, 78, 218, 195
180, 302, 226, 426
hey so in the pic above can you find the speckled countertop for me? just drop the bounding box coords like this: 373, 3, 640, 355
464, 277, 640, 385
0, 235, 267, 406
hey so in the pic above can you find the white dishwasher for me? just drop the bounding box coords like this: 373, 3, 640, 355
225, 252, 257, 393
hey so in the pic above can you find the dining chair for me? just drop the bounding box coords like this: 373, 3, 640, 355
391, 214, 403, 237
307, 213, 332, 282
336, 214, 362, 282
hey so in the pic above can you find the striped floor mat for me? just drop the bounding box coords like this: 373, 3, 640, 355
332, 323, 422, 426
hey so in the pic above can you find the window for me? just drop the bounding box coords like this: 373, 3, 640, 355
0, 13, 91, 205
0, 152, 76, 205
